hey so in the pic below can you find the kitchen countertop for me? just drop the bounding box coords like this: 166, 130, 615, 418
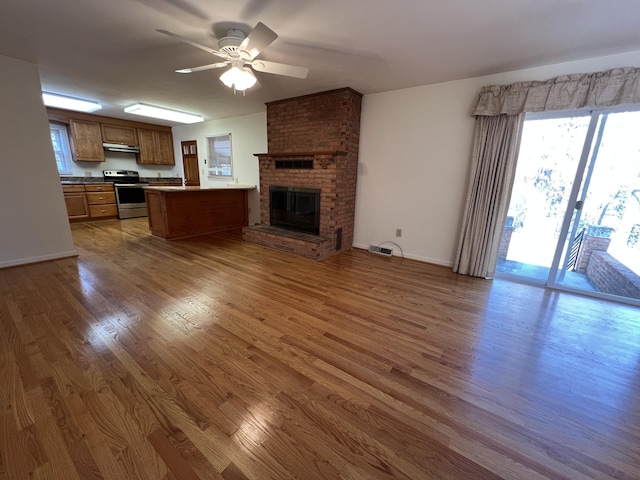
61, 181, 108, 185
144, 185, 256, 191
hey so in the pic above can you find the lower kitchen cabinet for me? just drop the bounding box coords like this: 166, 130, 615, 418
63, 184, 118, 221
88, 204, 118, 218
62, 185, 90, 220
85, 184, 117, 219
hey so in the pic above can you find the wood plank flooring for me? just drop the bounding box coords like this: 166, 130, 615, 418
1, 217, 639, 479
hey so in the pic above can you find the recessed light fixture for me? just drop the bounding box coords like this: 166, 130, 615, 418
42, 92, 102, 112
124, 103, 204, 124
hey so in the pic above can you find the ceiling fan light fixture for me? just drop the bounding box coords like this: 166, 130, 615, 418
124, 103, 203, 124
220, 66, 257, 91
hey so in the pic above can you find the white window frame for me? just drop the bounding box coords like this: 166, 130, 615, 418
206, 133, 233, 177
49, 122, 73, 175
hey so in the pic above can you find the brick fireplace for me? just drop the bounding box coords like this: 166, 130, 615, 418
242, 88, 362, 260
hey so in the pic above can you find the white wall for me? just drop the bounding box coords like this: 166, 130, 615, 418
354, 49, 640, 266
172, 112, 267, 226
9, 47, 639, 270
0, 55, 76, 268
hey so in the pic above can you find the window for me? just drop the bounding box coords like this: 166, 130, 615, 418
50, 122, 73, 174
206, 133, 232, 177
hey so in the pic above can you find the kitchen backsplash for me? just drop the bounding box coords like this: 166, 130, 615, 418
61, 176, 183, 184
61, 151, 181, 178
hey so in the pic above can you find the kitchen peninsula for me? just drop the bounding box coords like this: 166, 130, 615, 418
144, 185, 255, 239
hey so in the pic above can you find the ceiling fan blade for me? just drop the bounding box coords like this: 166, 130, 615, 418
176, 62, 229, 73
251, 60, 308, 79
156, 29, 228, 60
238, 22, 278, 60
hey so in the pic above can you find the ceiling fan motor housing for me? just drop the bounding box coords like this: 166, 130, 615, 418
218, 28, 246, 55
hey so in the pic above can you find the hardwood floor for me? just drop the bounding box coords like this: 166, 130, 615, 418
1, 218, 639, 479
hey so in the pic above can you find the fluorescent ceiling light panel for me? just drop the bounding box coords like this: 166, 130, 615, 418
124, 103, 204, 124
42, 92, 102, 112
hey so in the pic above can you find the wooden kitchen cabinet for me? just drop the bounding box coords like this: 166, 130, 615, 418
155, 131, 174, 165
62, 185, 90, 220
62, 184, 117, 221
101, 123, 138, 145
85, 184, 117, 218
137, 128, 175, 165
69, 119, 104, 162
145, 187, 250, 239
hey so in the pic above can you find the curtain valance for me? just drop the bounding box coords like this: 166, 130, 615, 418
472, 67, 640, 116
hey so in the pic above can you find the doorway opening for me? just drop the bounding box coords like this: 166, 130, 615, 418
181, 140, 200, 187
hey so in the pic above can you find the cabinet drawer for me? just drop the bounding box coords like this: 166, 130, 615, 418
85, 184, 114, 192
86, 192, 116, 205
62, 185, 86, 193
89, 204, 118, 218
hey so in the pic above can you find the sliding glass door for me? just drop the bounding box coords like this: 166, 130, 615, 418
497, 108, 640, 306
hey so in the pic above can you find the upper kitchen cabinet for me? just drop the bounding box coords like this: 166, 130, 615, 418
137, 129, 175, 165
101, 123, 138, 146
47, 108, 174, 164
69, 119, 104, 162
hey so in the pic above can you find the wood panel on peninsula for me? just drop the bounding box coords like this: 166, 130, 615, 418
145, 186, 254, 239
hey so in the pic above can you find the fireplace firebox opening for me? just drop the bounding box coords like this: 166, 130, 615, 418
270, 186, 320, 235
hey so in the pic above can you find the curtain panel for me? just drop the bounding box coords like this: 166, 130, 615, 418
453, 114, 524, 278
455, 66, 640, 278
472, 67, 640, 116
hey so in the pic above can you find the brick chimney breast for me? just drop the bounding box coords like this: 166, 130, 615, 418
243, 88, 363, 260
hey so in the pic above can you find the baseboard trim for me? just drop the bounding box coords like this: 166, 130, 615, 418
352, 243, 453, 268
0, 250, 78, 269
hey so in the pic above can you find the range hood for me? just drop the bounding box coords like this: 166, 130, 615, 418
103, 143, 140, 153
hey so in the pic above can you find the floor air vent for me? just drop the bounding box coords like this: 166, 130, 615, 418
369, 245, 393, 257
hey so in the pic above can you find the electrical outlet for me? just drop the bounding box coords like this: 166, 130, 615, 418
395, 228, 402, 237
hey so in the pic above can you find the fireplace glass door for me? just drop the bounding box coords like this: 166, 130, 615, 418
270, 186, 320, 235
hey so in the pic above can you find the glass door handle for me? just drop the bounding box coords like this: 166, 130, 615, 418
575, 200, 584, 210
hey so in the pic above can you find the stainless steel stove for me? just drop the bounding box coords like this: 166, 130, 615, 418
103, 170, 149, 219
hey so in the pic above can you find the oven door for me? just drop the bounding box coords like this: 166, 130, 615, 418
114, 184, 148, 219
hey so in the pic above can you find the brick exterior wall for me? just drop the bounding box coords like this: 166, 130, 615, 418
586, 251, 640, 299
243, 88, 362, 260
498, 216, 515, 260
576, 231, 612, 274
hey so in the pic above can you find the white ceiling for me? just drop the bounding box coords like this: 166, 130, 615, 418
2, 0, 640, 126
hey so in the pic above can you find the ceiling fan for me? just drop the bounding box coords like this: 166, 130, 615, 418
157, 22, 309, 93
